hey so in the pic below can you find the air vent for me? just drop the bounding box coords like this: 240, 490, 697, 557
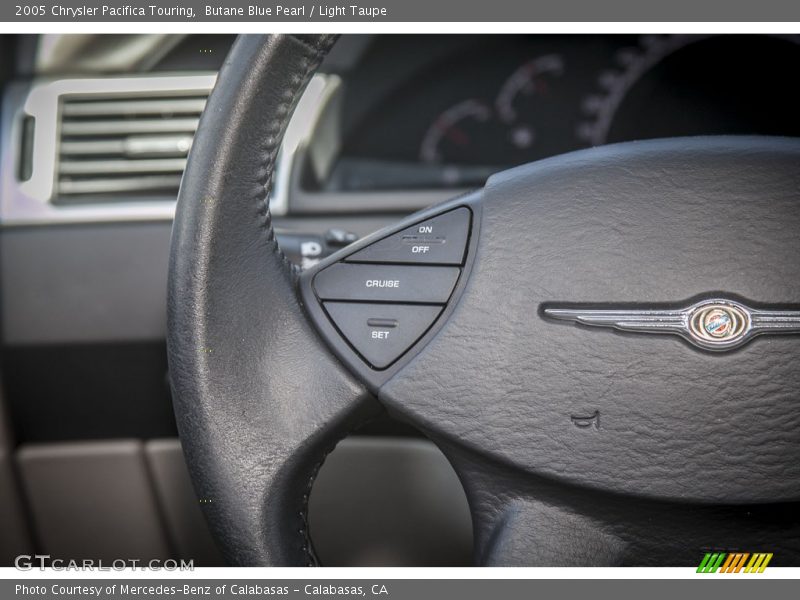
55, 91, 209, 202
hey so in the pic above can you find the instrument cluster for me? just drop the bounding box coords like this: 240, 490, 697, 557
332, 35, 800, 190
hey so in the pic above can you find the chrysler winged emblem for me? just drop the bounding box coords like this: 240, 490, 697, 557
544, 298, 800, 351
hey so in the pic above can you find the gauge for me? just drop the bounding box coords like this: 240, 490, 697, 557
577, 34, 800, 146
419, 54, 569, 168
496, 55, 564, 123
495, 54, 565, 152
577, 35, 707, 145
418, 99, 492, 164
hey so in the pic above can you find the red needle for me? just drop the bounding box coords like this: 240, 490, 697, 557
445, 126, 470, 146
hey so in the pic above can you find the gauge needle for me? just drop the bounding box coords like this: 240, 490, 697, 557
445, 126, 470, 146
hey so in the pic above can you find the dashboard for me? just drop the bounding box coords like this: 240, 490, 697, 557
3, 32, 799, 340
323, 34, 800, 191
4, 34, 799, 223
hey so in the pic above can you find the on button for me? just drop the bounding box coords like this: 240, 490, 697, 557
346, 207, 471, 265
324, 302, 443, 369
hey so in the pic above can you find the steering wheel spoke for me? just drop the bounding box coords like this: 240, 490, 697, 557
435, 443, 800, 566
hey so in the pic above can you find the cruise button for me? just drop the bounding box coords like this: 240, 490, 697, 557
346, 207, 471, 265
325, 302, 443, 369
313, 264, 459, 304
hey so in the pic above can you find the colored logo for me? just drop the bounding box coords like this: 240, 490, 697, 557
687, 302, 749, 347
702, 308, 733, 337
697, 552, 773, 573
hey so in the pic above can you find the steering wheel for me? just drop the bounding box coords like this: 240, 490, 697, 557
167, 34, 800, 566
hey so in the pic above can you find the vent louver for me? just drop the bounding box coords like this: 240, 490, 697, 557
55, 91, 209, 201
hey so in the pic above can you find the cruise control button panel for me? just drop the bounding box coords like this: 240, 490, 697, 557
300, 203, 477, 383
324, 303, 443, 369
346, 207, 470, 265
314, 264, 460, 304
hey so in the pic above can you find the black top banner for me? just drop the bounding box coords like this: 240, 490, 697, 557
4, 0, 800, 22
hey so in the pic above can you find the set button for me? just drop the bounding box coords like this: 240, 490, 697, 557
324, 302, 443, 369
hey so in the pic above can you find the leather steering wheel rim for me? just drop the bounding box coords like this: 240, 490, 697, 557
169, 34, 375, 566
169, 34, 800, 567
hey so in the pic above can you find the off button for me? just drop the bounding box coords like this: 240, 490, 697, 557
346, 207, 471, 265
